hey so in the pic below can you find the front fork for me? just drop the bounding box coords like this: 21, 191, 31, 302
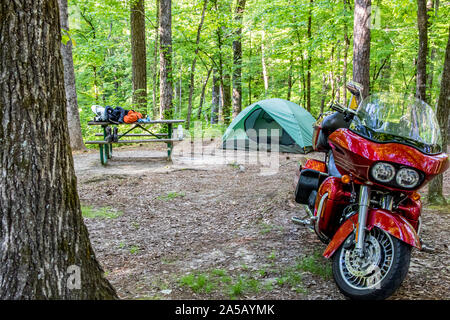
355, 185, 371, 257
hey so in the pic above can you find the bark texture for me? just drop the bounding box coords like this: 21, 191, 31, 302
58, 0, 85, 151
186, 0, 208, 129
352, 0, 371, 98
159, 0, 173, 120
131, 0, 147, 112
416, 0, 428, 102
232, 0, 246, 119
427, 25, 450, 205
0, 0, 117, 299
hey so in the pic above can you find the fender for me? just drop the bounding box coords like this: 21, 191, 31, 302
323, 209, 421, 258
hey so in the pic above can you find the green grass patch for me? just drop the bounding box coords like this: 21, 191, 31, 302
296, 251, 332, 280
81, 205, 122, 219
179, 273, 216, 294
157, 191, 186, 201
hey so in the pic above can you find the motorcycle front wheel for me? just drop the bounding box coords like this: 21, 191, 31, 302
332, 227, 411, 300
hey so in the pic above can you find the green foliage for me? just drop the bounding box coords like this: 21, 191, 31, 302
70, 0, 449, 136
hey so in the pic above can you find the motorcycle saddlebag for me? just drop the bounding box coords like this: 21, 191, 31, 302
295, 169, 328, 205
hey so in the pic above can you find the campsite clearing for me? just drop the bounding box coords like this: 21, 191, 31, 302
74, 144, 450, 300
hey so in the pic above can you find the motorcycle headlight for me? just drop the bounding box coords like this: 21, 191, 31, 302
396, 168, 420, 188
371, 162, 396, 183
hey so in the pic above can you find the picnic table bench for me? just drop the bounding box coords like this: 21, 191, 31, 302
86, 119, 185, 165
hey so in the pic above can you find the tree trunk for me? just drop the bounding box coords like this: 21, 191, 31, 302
232, 0, 246, 119
222, 73, 232, 125
261, 32, 269, 96
426, 0, 438, 103
197, 67, 213, 120
159, 0, 173, 120
186, 0, 208, 129
287, 52, 294, 101
416, 0, 428, 102
152, 0, 160, 118
58, 0, 86, 151
306, 0, 313, 112
352, 0, 371, 98
211, 69, 220, 124
427, 25, 450, 205
131, 0, 147, 113
0, 0, 117, 299
342, 0, 350, 106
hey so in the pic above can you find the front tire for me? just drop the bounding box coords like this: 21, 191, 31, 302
332, 227, 411, 300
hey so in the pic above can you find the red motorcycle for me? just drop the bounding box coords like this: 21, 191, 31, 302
293, 83, 449, 300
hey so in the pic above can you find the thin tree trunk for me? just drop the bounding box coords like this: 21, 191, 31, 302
426, 0, 438, 103
300, 53, 307, 108
197, 67, 213, 120
232, 0, 246, 119
287, 52, 294, 101
320, 73, 329, 114
427, 25, 450, 205
186, 0, 208, 129
0, 0, 117, 299
131, 0, 147, 112
222, 74, 232, 124
211, 69, 220, 124
58, 0, 86, 151
152, 0, 160, 118
261, 32, 269, 95
352, 0, 371, 98
159, 0, 173, 120
248, 31, 252, 106
416, 0, 428, 102
342, 0, 350, 106
306, 0, 313, 111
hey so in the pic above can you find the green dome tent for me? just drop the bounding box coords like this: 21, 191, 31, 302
222, 98, 316, 153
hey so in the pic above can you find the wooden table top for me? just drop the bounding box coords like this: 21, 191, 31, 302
88, 119, 185, 125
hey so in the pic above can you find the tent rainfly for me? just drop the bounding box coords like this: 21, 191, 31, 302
222, 98, 316, 153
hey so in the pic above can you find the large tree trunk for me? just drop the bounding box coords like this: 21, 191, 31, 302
159, 0, 173, 120
232, 0, 246, 119
58, 0, 86, 151
0, 0, 117, 299
427, 25, 450, 205
416, 0, 428, 102
131, 0, 147, 113
352, 0, 371, 98
186, 0, 208, 129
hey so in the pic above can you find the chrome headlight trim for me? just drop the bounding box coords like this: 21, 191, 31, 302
370, 162, 396, 183
395, 167, 421, 189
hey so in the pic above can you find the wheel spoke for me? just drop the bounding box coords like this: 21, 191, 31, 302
339, 228, 394, 290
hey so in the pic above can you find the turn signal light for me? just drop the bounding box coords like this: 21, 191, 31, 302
411, 192, 421, 201
341, 175, 351, 184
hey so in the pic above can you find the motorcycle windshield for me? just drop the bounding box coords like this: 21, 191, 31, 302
350, 93, 442, 154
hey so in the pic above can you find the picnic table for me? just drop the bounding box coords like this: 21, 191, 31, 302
86, 119, 185, 165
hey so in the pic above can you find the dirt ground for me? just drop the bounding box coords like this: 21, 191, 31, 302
73, 142, 450, 300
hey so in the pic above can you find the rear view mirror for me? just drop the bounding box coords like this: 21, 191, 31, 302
346, 81, 363, 98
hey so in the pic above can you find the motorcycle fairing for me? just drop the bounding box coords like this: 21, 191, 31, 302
314, 177, 351, 237
322, 209, 421, 258
304, 159, 327, 173
328, 128, 449, 189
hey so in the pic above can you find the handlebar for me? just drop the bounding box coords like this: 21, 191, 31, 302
330, 102, 346, 113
